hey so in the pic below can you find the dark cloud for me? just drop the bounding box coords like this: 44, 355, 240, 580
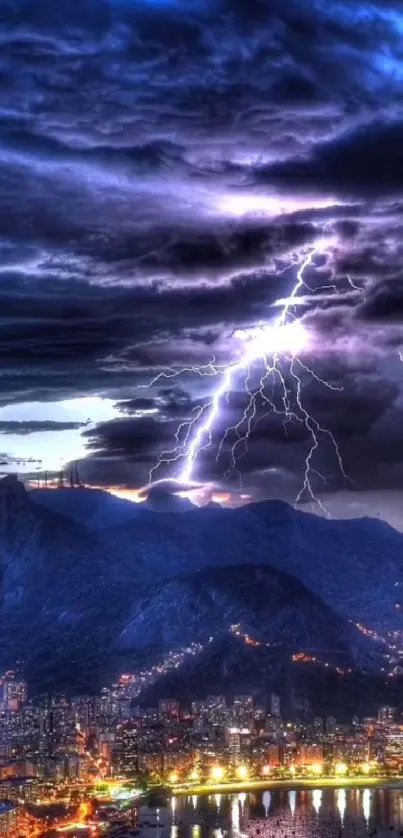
0, 421, 88, 435
357, 278, 403, 322
254, 120, 403, 199
0, 0, 403, 511
78, 368, 399, 497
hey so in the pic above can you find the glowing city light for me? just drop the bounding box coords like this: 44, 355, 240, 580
335, 761, 348, 775
311, 762, 323, 775
210, 766, 225, 782
236, 765, 248, 780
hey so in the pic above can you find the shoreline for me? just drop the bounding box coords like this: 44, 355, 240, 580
171, 776, 403, 796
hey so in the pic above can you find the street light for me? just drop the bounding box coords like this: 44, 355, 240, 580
210, 766, 225, 782
236, 765, 248, 780
335, 762, 348, 776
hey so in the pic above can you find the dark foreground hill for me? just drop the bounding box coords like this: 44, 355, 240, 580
117, 564, 368, 668
137, 634, 403, 721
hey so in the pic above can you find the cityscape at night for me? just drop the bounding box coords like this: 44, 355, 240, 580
2, 0, 403, 835
3, 663, 403, 837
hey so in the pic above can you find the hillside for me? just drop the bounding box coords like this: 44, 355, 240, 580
102, 498, 403, 631
30, 485, 193, 528
30, 486, 151, 529
137, 634, 401, 720
0, 477, 399, 696
118, 564, 363, 665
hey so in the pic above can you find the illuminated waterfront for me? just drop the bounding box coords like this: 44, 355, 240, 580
138, 788, 403, 838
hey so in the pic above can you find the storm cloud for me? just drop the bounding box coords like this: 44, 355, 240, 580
1, 0, 403, 515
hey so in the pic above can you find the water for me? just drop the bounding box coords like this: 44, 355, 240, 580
139, 788, 403, 838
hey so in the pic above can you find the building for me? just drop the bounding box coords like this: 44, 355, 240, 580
226, 728, 241, 765
326, 716, 336, 735
72, 696, 99, 732
0, 779, 37, 804
270, 694, 281, 718
313, 717, 324, 737
114, 723, 139, 776
266, 744, 281, 767
384, 726, 403, 767
378, 706, 395, 724
296, 743, 323, 767
0, 673, 27, 712
138, 751, 164, 777
232, 696, 254, 730
158, 700, 179, 723
0, 801, 20, 837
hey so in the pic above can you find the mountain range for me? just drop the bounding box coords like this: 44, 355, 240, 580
33, 484, 403, 630
0, 476, 400, 707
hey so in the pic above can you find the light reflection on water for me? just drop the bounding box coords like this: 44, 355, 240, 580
148, 787, 403, 838
337, 788, 347, 822
312, 789, 322, 815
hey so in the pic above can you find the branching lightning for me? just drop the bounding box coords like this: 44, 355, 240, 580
143, 230, 358, 510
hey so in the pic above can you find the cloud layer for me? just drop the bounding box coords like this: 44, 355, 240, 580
1, 0, 403, 512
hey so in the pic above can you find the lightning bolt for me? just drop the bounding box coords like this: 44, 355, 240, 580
145, 230, 353, 510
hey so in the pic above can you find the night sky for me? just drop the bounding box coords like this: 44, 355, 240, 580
1, 0, 403, 523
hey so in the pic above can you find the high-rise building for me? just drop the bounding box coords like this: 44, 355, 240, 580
226, 728, 241, 765
266, 744, 281, 767
270, 694, 281, 718
158, 700, 179, 722
72, 697, 98, 732
114, 723, 139, 776
313, 717, 324, 737
232, 696, 254, 729
0, 802, 19, 837
0, 672, 27, 711
326, 716, 336, 735
378, 706, 395, 724
297, 742, 323, 766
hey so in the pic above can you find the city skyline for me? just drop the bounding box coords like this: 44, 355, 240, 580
2, 1, 403, 833
0, 659, 403, 838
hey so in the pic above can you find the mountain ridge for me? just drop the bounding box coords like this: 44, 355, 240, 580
0, 476, 398, 697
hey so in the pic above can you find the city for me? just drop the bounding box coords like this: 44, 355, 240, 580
1, 665, 403, 836
1, 0, 403, 836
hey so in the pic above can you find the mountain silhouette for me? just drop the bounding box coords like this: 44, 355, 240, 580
0, 476, 397, 697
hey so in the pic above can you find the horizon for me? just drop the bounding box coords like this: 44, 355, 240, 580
18, 473, 401, 531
